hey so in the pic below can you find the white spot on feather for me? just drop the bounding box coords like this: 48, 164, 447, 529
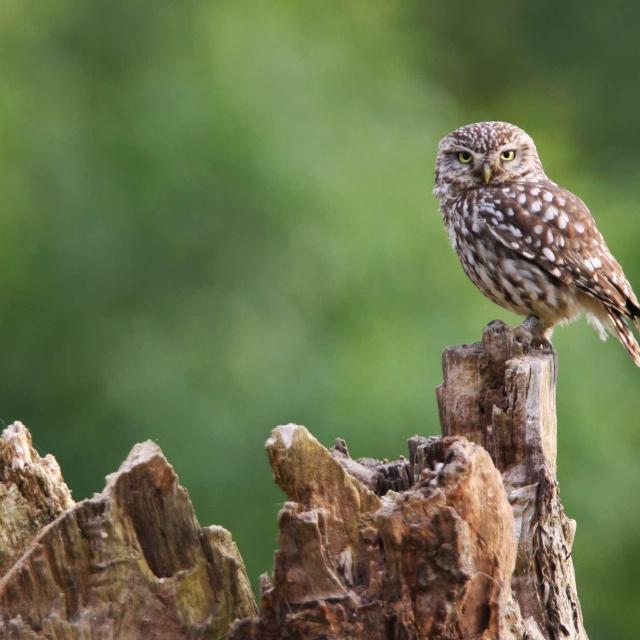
558, 212, 569, 229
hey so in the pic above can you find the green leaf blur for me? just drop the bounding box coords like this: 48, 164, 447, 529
1, 2, 638, 637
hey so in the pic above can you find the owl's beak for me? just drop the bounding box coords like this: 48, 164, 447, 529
482, 164, 493, 184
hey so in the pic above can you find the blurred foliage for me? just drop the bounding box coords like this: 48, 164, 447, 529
0, 2, 638, 637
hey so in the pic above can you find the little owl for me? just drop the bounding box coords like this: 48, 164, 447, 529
434, 121, 640, 365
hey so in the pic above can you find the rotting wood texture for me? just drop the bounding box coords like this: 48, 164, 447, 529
230, 321, 586, 640
0, 423, 257, 639
437, 321, 584, 638
0, 321, 587, 639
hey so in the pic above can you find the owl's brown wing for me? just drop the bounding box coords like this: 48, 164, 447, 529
476, 181, 639, 316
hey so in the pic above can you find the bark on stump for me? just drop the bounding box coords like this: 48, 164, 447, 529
0, 321, 588, 639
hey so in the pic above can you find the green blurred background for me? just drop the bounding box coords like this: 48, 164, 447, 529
1, 2, 639, 637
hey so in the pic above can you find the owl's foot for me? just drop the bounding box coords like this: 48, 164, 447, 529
517, 315, 553, 351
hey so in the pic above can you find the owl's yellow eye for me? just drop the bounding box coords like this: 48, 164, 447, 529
500, 150, 516, 162
457, 151, 473, 164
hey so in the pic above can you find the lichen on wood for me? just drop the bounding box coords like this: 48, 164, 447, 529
0, 422, 73, 576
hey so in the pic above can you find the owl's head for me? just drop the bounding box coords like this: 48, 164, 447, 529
434, 121, 545, 195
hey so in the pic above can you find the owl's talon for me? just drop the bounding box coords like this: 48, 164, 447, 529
532, 336, 553, 351
516, 316, 553, 351
513, 325, 533, 351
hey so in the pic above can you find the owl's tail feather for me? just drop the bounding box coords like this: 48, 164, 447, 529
626, 299, 640, 330
630, 304, 640, 334
607, 309, 640, 367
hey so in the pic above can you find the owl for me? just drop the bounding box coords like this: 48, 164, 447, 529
434, 121, 640, 365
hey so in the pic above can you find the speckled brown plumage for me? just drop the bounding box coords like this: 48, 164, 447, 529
434, 121, 640, 365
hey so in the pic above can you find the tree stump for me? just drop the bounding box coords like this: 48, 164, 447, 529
0, 322, 588, 639
230, 320, 586, 640
436, 321, 583, 638
0, 423, 257, 639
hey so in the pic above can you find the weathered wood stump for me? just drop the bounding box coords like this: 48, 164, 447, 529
0, 322, 587, 639
437, 321, 583, 638
230, 320, 586, 639
0, 423, 257, 639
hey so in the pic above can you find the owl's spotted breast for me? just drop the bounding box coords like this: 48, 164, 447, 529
448, 183, 583, 322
